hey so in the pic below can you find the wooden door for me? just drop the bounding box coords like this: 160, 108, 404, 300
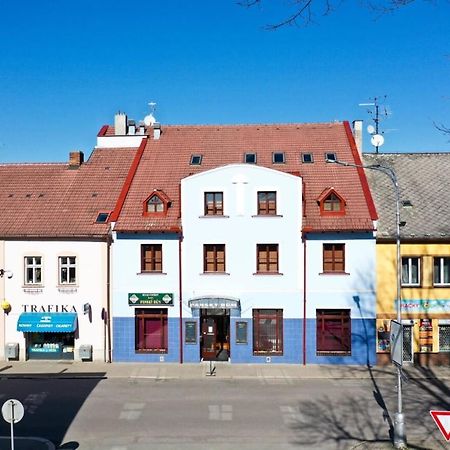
201, 317, 217, 360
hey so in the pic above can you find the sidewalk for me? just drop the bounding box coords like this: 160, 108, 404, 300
0, 360, 449, 380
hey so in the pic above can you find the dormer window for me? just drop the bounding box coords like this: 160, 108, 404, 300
143, 190, 170, 216
318, 188, 346, 216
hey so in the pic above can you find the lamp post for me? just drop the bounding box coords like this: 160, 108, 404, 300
327, 158, 406, 449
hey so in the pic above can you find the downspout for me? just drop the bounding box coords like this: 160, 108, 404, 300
106, 227, 113, 363
179, 234, 183, 364
302, 234, 307, 366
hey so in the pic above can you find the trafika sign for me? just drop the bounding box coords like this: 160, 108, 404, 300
430, 410, 450, 441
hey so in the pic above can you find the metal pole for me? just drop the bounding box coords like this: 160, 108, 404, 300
10, 401, 15, 450
329, 159, 406, 448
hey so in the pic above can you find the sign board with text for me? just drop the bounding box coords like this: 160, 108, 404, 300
128, 293, 174, 306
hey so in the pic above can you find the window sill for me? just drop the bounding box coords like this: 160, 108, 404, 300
22, 286, 44, 293
319, 272, 350, 276
200, 272, 230, 276
137, 272, 167, 275
401, 284, 421, 288
57, 285, 78, 293
316, 351, 351, 356
198, 215, 229, 219
253, 272, 283, 276
253, 352, 283, 356
433, 284, 450, 288
251, 214, 283, 218
135, 350, 168, 354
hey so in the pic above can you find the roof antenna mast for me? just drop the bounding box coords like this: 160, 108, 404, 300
359, 96, 389, 154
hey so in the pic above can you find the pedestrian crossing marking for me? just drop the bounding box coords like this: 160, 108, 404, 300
119, 402, 145, 421
209, 404, 233, 421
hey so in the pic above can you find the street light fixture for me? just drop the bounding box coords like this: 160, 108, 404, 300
0, 269, 13, 279
327, 158, 407, 449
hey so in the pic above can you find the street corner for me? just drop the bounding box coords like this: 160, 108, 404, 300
0, 436, 56, 450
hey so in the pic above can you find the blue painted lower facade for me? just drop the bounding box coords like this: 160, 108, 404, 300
113, 316, 376, 365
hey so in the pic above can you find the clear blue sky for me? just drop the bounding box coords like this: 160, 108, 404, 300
0, 1, 449, 163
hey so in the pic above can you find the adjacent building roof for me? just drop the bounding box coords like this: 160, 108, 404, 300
362, 153, 450, 241
111, 121, 377, 233
0, 148, 137, 238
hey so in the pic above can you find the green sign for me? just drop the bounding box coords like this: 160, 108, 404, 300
128, 293, 174, 306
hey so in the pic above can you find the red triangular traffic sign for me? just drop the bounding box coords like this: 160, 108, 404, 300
430, 410, 450, 441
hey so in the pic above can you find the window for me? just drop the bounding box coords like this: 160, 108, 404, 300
146, 195, 164, 213
245, 153, 257, 164
434, 257, 450, 286
190, 154, 202, 165
323, 193, 342, 212
25, 256, 42, 284
59, 256, 76, 285
141, 244, 162, 272
253, 309, 283, 355
272, 152, 285, 164
323, 244, 345, 273
325, 152, 336, 162
135, 308, 168, 353
204, 192, 223, 216
401, 257, 420, 286
316, 309, 351, 354
439, 325, 450, 352
95, 212, 109, 223
203, 244, 225, 272
301, 153, 314, 163
257, 191, 277, 215
257, 244, 279, 273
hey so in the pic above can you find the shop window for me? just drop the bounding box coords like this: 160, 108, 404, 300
204, 192, 223, 216
59, 256, 76, 285
257, 191, 277, 215
141, 244, 162, 273
253, 309, 283, 355
419, 319, 433, 352
433, 257, 450, 286
322, 244, 345, 273
256, 244, 279, 273
135, 308, 168, 353
316, 309, 351, 355
401, 257, 420, 286
439, 325, 450, 352
203, 244, 225, 272
24, 256, 42, 285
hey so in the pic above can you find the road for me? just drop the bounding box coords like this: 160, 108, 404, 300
0, 372, 448, 450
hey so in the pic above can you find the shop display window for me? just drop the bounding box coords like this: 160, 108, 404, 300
27, 332, 74, 360
377, 320, 391, 353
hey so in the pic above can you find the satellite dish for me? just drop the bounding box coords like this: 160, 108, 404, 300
144, 113, 156, 127
367, 125, 375, 134
371, 134, 385, 147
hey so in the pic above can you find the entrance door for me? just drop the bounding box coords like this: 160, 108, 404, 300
201, 317, 217, 360
402, 325, 413, 363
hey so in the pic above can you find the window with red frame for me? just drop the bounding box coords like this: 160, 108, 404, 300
257, 244, 279, 273
141, 244, 162, 272
204, 192, 223, 215
135, 308, 168, 353
203, 244, 225, 272
257, 191, 276, 215
323, 243, 345, 273
323, 193, 342, 212
253, 309, 283, 355
146, 195, 164, 213
316, 309, 351, 354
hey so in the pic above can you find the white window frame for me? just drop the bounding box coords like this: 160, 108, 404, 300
58, 256, 77, 285
433, 257, 450, 286
24, 256, 42, 285
401, 257, 420, 286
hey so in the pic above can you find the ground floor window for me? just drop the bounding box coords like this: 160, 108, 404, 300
135, 308, 168, 353
252, 309, 283, 355
316, 309, 351, 355
27, 332, 75, 360
439, 325, 450, 352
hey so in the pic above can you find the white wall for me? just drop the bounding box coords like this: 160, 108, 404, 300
0, 240, 5, 359
181, 164, 303, 318
4, 240, 108, 361
96, 136, 144, 148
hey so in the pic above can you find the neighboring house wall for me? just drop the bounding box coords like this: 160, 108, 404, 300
305, 233, 376, 365
181, 164, 304, 363
4, 240, 108, 361
376, 242, 450, 365
111, 233, 180, 362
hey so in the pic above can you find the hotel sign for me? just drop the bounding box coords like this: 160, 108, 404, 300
128, 293, 174, 306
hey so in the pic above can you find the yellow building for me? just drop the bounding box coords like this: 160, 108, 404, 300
364, 153, 450, 366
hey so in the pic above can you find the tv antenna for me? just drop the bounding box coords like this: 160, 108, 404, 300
144, 101, 157, 126
359, 96, 389, 153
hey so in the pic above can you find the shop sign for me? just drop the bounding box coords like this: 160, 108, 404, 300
400, 299, 450, 314
22, 305, 77, 313
128, 293, 174, 306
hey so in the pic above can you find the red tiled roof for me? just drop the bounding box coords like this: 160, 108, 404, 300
0, 148, 137, 238
112, 122, 376, 233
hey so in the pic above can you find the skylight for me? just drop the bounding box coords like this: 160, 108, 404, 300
273, 152, 285, 164
245, 153, 257, 164
302, 153, 314, 163
190, 154, 202, 165
325, 152, 336, 162
96, 212, 110, 223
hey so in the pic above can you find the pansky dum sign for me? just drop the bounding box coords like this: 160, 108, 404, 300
128, 293, 174, 306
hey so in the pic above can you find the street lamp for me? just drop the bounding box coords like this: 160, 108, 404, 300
0, 270, 13, 279
327, 158, 406, 449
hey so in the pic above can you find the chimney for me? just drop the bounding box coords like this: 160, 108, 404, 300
128, 120, 136, 135
138, 121, 146, 135
114, 112, 127, 135
69, 151, 84, 169
153, 122, 161, 140
352, 120, 363, 154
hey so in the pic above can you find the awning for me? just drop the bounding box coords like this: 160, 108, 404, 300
188, 297, 240, 310
17, 312, 78, 333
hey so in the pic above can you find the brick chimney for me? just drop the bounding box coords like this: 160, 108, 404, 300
69, 151, 84, 169
114, 112, 127, 135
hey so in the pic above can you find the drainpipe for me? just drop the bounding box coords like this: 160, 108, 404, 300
106, 228, 113, 363
178, 234, 183, 364
302, 234, 307, 365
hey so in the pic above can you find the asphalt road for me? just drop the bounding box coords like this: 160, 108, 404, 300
0, 373, 448, 450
